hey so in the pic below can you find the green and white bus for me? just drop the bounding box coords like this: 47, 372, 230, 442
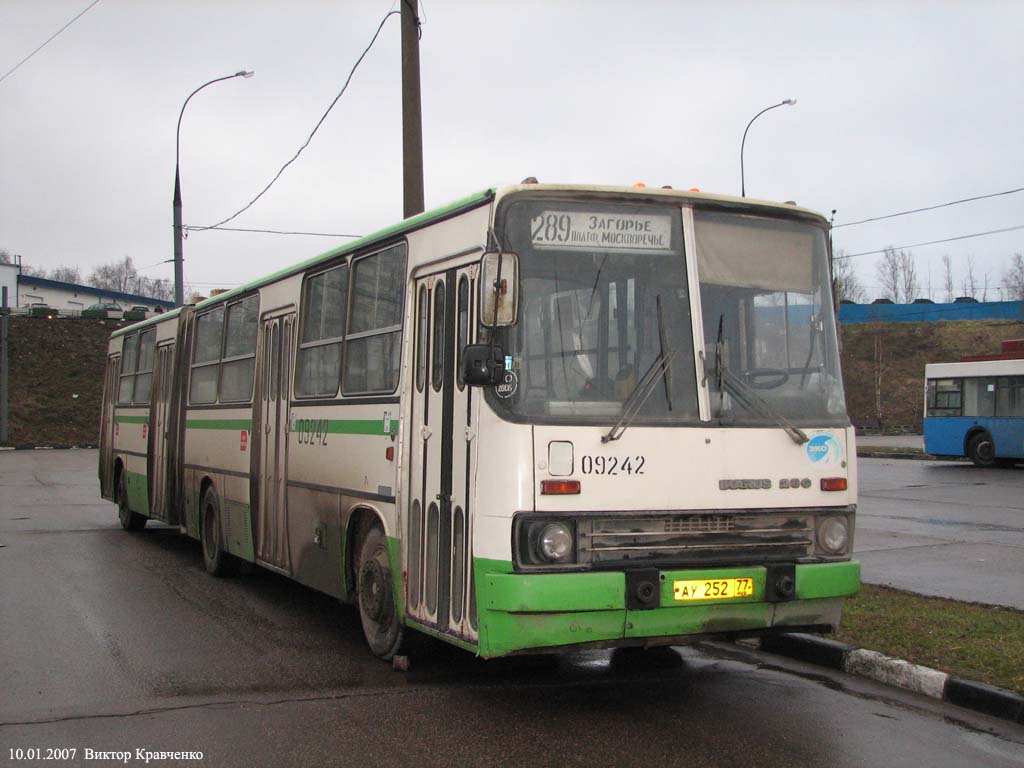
100, 183, 859, 659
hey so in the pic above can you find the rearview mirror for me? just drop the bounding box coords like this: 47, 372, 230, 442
479, 252, 518, 327
461, 344, 506, 387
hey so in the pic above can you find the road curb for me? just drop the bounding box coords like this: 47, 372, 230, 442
759, 633, 1024, 724
856, 450, 954, 461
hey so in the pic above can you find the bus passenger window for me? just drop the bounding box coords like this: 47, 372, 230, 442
133, 329, 156, 404
297, 266, 347, 397
117, 333, 139, 404
220, 295, 260, 402
344, 244, 407, 395
190, 306, 225, 404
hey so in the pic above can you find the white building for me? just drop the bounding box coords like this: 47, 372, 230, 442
0, 263, 173, 315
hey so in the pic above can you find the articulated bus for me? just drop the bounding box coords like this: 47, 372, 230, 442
100, 183, 859, 660
924, 357, 1024, 466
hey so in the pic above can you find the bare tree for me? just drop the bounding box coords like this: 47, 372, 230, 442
0, 249, 10, 265
88, 257, 139, 295
1003, 253, 1024, 300
942, 254, 955, 302
898, 250, 919, 303
876, 247, 901, 302
831, 251, 866, 303
962, 254, 978, 298
49, 265, 82, 284
139, 276, 173, 301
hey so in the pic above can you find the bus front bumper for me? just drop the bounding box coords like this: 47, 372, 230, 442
475, 560, 860, 658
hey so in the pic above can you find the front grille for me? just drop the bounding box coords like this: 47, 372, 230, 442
578, 511, 814, 568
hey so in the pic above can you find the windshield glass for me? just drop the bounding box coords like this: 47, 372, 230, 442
696, 209, 847, 425
491, 199, 700, 425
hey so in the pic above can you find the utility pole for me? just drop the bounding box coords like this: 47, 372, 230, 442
1, 286, 9, 445
401, 0, 425, 218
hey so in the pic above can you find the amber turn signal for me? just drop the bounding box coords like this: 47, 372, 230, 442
820, 477, 847, 492
540, 480, 581, 495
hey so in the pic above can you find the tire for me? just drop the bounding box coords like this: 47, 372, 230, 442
356, 525, 405, 659
117, 470, 147, 531
967, 432, 996, 467
200, 485, 233, 576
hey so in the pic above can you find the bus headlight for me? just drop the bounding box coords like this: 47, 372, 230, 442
536, 522, 574, 563
817, 516, 849, 555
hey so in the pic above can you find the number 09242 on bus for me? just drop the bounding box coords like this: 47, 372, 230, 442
673, 577, 756, 602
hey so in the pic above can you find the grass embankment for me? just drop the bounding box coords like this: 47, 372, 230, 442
834, 584, 1024, 694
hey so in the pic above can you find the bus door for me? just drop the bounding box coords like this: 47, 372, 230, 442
254, 311, 294, 572
147, 343, 175, 522
407, 266, 477, 640
99, 354, 120, 498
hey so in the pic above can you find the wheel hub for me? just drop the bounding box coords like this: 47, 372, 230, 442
359, 558, 390, 624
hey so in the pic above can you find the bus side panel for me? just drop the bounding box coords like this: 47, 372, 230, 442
182, 408, 254, 549
923, 416, 969, 457
286, 402, 399, 599
928, 416, 1024, 459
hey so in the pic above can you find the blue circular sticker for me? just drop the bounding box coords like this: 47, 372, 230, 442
806, 434, 842, 464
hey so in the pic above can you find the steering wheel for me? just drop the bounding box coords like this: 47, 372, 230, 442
743, 368, 790, 390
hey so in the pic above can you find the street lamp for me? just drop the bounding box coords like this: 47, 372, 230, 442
740, 98, 796, 198
173, 70, 254, 307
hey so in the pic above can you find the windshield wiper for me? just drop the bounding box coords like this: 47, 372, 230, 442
714, 316, 808, 445
602, 296, 675, 443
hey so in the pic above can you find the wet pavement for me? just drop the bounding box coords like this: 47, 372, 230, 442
856, 457, 1024, 608
1, 449, 1022, 767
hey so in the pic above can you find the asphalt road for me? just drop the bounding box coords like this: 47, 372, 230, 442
856, 457, 1024, 608
1, 450, 1022, 768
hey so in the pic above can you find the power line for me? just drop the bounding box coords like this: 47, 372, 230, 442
835, 224, 1024, 260
193, 9, 400, 233
0, 0, 102, 85
833, 186, 1024, 229
182, 225, 361, 238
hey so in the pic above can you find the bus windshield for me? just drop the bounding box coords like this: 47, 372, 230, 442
696, 209, 847, 426
494, 200, 700, 425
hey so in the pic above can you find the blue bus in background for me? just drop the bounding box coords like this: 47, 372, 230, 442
924, 357, 1024, 466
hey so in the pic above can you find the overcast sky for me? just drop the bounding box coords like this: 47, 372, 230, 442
1, 0, 1022, 301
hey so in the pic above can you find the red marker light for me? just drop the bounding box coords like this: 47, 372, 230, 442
541, 480, 581, 495
386, 446, 395, 462
821, 477, 848, 492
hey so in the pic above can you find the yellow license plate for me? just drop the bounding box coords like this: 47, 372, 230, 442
673, 577, 755, 602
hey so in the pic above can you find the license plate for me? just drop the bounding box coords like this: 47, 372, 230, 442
673, 577, 755, 602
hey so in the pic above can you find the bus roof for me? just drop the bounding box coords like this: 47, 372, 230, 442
926, 359, 1024, 378
112, 183, 828, 338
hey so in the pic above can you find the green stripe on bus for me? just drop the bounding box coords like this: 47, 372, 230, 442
325, 419, 392, 436
186, 419, 253, 430
115, 415, 149, 424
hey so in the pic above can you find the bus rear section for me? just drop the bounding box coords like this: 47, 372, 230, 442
452, 187, 859, 658
924, 357, 1024, 466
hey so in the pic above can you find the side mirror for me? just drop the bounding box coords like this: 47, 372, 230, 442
461, 344, 506, 387
479, 252, 518, 327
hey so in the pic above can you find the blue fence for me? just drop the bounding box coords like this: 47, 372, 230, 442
839, 300, 1024, 324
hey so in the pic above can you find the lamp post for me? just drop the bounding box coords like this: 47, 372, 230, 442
173, 70, 254, 307
740, 98, 796, 198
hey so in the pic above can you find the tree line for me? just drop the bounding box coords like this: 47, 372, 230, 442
833, 248, 1024, 304
0, 250, 172, 302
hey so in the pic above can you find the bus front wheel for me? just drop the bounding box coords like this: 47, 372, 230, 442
356, 525, 405, 660
967, 432, 996, 467
117, 470, 147, 531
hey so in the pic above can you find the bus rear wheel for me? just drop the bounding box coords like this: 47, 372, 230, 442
356, 525, 405, 660
117, 470, 147, 531
967, 432, 996, 467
